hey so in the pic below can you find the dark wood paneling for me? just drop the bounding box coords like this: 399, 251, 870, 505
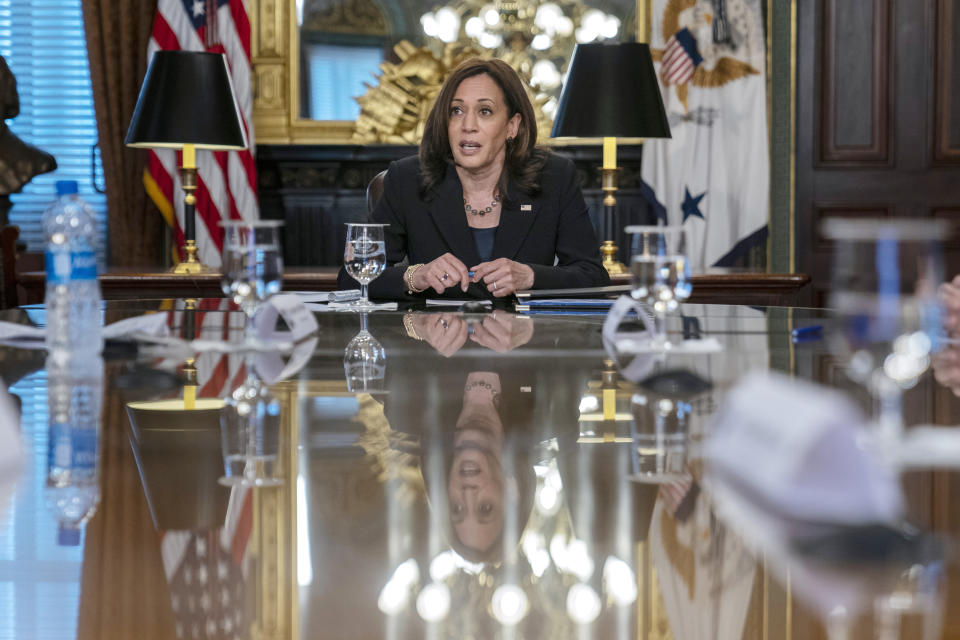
256, 144, 659, 267
819, 0, 891, 164
798, 0, 960, 306
930, 208, 960, 280
934, 0, 960, 163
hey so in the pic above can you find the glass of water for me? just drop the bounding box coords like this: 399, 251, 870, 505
343, 313, 387, 393
822, 218, 946, 444
219, 358, 284, 487
343, 223, 387, 311
625, 226, 691, 348
220, 220, 284, 335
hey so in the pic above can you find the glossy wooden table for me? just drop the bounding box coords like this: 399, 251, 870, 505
3, 302, 956, 639
17, 267, 811, 307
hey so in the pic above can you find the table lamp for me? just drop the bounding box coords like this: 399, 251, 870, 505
551, 42, 671, 274
125, 51, 247, 274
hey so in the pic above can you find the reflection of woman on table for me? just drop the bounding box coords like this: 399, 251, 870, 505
337, 58, 608, 300
448, 371, 507, 558
402, 311, 534, 356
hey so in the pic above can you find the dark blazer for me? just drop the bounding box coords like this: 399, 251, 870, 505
337, 153, 610, 299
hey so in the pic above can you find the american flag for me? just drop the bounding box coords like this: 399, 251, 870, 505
145, 0, 259, 268
661, 27, 703, 86
160, 488, 254, 640
658, 473, 698, 522
159, 299, 254, 640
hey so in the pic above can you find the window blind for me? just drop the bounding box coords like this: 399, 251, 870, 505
304, 43, 383, 121
0, 5, 97, 636
0, 0, 107, 266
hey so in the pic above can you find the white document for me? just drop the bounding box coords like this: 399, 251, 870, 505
288, 290, 361, 303
0, 382, 24, 520
0, 311, 170, 348
102, 312, 170, 339
255, 293, 319, 344
0, 321, 43, 343
327, 301, 398, 311
704, 371, 904, 526
425, 299, 492, 308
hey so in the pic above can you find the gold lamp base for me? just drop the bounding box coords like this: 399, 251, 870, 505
600, 241, 628, 275
171, 239, 213, 274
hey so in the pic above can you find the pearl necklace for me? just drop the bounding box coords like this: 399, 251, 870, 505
464, 193, 500, 216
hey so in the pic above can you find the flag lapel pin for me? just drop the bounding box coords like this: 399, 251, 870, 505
520, 204, 532, 212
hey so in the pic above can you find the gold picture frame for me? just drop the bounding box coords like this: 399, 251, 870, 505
250, 0, 652, 145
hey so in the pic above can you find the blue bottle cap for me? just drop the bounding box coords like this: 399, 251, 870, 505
55, 180, 79, 197
57, 524, 82, 546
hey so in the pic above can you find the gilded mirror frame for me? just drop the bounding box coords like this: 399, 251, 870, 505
250, 0, 652, 145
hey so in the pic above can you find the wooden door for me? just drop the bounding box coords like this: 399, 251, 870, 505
796, 0, 960, 306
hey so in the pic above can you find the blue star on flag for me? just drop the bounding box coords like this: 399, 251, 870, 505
681, 187, 706, 222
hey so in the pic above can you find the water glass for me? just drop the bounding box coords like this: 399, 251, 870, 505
629, 391, 690, 483
219, 364, 284, 487
822, 218, 946, 443
220, 220, 284, 328
343, 223, 387, 311
343, 313, 386, 392
625, 226, 691, 348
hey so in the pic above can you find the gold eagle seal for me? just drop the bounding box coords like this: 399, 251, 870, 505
650, 0, 760, 112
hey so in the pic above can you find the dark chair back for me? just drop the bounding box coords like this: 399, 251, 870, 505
366, 170, 387, 215
1, 225, 20, 309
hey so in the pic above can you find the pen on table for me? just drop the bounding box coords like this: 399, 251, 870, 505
791, 325, 823, 341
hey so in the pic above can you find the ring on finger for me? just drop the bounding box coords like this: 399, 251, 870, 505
493, 281, 498, 291
442, 272, 449, 281
441, 319, 449, 329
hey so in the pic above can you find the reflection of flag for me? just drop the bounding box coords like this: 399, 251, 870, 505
145, 0, 259, 268
160, 299, 248, 399
642, 0, 768, 271
161, 488, 253, 640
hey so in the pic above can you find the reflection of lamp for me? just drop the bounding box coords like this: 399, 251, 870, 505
125, 51, 247, 274
124, 301, 230, 528
551, 42, 671, 274
126, 398, 230, 530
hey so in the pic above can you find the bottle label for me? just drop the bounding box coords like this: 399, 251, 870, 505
46, 249, 97, 284
48, 423, 98, 472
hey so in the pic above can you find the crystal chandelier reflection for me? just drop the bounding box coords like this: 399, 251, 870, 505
373, 439, 638, 635
418, 0, 621, 119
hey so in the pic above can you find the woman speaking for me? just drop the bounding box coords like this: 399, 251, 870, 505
338, 57, 609, 300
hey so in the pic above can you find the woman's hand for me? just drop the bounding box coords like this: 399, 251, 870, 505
469, 312, 534, 352
470, 258, 535, 297
933, 344, 960, 397
941, 275, 960, 335
411, 313, 468, 357
414, 253, 471, 294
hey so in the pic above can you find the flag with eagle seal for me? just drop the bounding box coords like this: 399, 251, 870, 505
641, 0, 768, 271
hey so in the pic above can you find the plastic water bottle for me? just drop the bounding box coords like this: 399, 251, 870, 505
44, 351, 103, 546
43, 180, 102, 355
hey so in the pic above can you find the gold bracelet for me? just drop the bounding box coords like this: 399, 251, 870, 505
402, 313, 422, 340
405, 263, 426, 294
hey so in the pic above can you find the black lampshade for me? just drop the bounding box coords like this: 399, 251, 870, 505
125, 51, 247, 150
551, 42, 671, 139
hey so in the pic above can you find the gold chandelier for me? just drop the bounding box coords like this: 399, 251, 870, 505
352, 0, 623, 144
